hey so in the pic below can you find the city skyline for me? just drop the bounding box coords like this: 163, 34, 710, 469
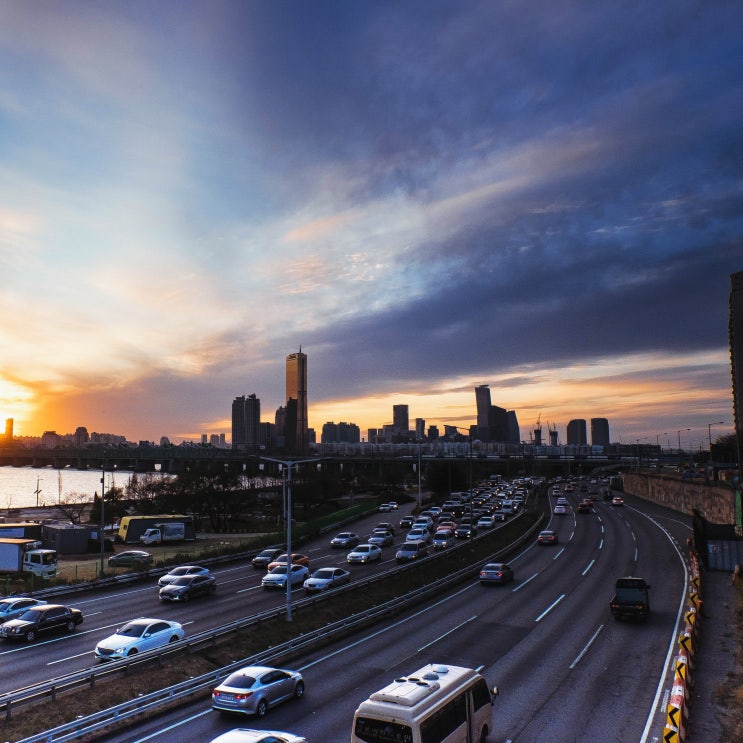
0, 3, 740, 447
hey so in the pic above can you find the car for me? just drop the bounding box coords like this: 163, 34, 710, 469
330, 532, 360, 549
261, 564, 310, 589
266, 553, 310, 572
0, 603, 83, 642
413, 516, 434, 530
375, 522, 396, 535
303, 567, 351, 593
395, 541, 428, 563
347, 544, 383, 564
157, 565, 211, 587
108, 550, 153, 568
368, 529, 394, 547
406, 527, 431, 544
454, 523, 477, 539
577, 499, 593, 513
556, 497, 568, 506
437, 520, 457, 531
209, 730, 307, 743
251, 548, 285, 569
492, 510, 507, 521
537, 530, 558, 545
612, 496, 625, 506
94, 617, 185, 660
479, 562, 514, 585
378, 502, 394, 512
387, 501, 399, 510
431, 529, 455, 550
476, 515, 495, 529
553, 504, 567, 515
399, 515, 415, 529
212, 664, 304, 718
0, 597, 47, 623
159, 573, 217, 601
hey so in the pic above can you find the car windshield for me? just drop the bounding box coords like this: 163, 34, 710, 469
313, 569, 333, 579
168, 567, 189, 576
170, 577, 193, 585
18, 609, 42, 621
222, 672, 257, 689
118, 622, 148, 637
0, 602, 13, 611
269, 566, 288, 575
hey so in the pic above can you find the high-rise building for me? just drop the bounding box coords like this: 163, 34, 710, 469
567, 419, 587, 446
591, 418, 610, 449
4, 418, 13, 443
393, 405, 409, 437
232, 394, 260, 451
415, 418, 425, 440
475, 385, 492, 441
286, 350, 308, 451
730, 270, 743, 469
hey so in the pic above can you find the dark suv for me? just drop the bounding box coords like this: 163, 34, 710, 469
0, 604, 84, 642
395, 541, 428, 563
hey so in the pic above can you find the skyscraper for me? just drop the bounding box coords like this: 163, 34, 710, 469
393, 405, 409, 437
232, 394, 260, 451
567, 419, 587, 446
730, 270, 743, 469
286, 350, 308, 451
475, 385, 491, 441
591, 418, 610, 449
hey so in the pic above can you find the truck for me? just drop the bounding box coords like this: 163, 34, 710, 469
139, 522, 186, 545
610, 576, 651, 620
0, 538, 58, 579
117, 515, 194, 544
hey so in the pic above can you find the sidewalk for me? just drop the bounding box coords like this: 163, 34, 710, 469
688, 567, 742, 741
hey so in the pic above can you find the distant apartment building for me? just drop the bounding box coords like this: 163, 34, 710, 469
591, 418, 611, 449
415, 418, 425, 439
321, 421, 360, 443
730, 270, 743, 465
41, 430, 61, 448
567, 419, 587, 446
232, 394, 260, 451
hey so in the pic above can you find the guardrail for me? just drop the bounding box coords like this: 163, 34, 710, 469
12, 512, 543, 743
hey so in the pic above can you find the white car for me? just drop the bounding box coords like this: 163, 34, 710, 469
476, 515, 495, 529
346, 544, 383, 564
94, 618, 184, 660
367, 529, 394, 547
261, 564, 310, 589
209, 730, 307, 743
303, 567, 351, 593
406, 527, 431, 544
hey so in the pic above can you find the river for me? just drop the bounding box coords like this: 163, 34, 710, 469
0, 465, 139, 509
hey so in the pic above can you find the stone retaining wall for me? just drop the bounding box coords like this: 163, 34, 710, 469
622, 472, 735, 524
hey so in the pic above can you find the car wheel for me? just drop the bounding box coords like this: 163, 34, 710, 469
169, 635, 179, 643
66, 620, 76, 632
25, 630, 36, 642
256, 699, 268, 718
479, 725, 489, 742
294, 680, 305, 699
127, 648, 138, 656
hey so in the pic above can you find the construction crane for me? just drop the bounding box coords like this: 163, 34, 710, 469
533, 414, 542, 447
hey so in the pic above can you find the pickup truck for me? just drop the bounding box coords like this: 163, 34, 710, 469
610, 577, 651, 621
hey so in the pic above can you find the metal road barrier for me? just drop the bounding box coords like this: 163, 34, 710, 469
12, 514, 542, 743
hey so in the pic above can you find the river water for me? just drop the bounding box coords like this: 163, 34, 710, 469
0, 466, 137, 509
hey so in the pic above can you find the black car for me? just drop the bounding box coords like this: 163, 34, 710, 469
455, 523, 477, 539
251, 548, 285, 570
0, 604, 83, 642
159, 573, 217, 602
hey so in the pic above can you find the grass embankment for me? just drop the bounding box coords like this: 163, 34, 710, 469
0, 515, 539, 742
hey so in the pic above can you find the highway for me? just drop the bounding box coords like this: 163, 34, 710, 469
4, 482, 691, 742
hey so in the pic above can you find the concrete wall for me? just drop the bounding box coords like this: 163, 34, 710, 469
622, 472, 735, 525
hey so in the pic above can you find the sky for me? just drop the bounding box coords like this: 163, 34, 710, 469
1, 1, 741, 449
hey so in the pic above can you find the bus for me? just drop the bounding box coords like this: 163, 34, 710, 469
351, 663, 494, 743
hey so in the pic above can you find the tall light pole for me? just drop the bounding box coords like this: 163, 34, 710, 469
99, 462, 106, 577
260, 456, 319, 622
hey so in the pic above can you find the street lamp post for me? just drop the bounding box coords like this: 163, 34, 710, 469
260, 456, 319, 622
99, 463, 105, 577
